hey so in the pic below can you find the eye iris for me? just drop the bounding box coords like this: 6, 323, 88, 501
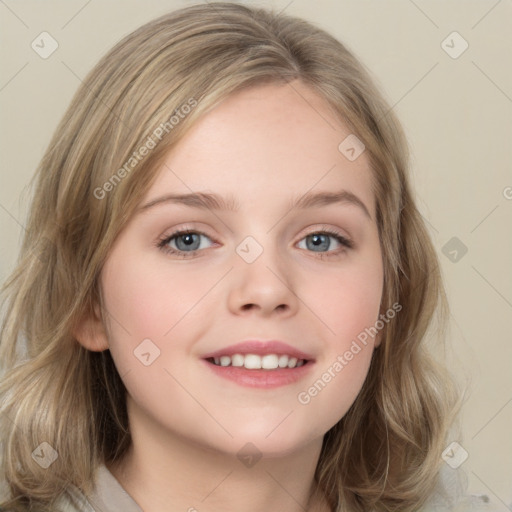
176, 233, 200, 251
308, 234, 329, 251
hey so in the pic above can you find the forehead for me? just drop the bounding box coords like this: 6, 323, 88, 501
142, 81, 375, 218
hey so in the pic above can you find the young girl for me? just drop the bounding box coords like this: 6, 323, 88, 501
0, 2, 498, 511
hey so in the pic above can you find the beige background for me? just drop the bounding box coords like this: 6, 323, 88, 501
1, 0, 511, 507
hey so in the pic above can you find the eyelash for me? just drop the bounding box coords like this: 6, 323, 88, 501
156, 226, 353, 260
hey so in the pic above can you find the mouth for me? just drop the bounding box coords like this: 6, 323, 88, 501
201, 340, 316, 388
205, 353, 310, 370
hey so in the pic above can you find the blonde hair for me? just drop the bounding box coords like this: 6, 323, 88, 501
0, 3, 464, 511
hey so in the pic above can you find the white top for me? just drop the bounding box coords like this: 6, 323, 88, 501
54, 464, 142, 512
50, 462, 507, 512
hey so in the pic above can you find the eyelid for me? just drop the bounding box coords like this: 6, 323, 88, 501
297, 224, 352, 243
159, 223, 216, 242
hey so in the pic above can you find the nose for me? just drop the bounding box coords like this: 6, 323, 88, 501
227, 244, 299, 317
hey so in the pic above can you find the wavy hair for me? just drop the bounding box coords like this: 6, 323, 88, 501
0, 3, 464, 511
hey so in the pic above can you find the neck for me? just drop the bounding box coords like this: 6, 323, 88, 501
107, 398, 330, 512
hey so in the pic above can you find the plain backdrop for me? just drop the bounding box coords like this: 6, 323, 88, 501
1, 0, 511, 507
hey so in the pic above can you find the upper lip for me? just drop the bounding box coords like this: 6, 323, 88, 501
202, 340, 315, 361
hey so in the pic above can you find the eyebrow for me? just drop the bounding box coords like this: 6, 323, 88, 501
139, 189, 372, 220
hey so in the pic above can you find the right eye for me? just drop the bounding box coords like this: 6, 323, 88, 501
157, 229, 216, 258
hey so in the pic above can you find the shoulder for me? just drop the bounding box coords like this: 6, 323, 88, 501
0, 463, 137, 512
0, 487, 97, 512
419, 464, 508, 512
0, 479, 95, 512
55, 463, 142, 512
51, 483, 96, 512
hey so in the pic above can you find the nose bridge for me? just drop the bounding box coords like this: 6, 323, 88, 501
228, 231, 296, 315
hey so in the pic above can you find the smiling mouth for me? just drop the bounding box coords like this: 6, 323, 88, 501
205, 353, 310, 370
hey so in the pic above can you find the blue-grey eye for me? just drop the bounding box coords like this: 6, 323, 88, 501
297, 231, 351, 253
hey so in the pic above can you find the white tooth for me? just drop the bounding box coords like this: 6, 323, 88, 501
244, 354, 262, 369
296, 359, 304, 367
261, 354, 279, 369
220, 356, 231, 367
213, 357, 220, 365
287, 357, 298, 368
278, 355, 289, 368
231, 354, 244, 367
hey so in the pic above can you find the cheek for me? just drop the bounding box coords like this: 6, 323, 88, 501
298, 348, 373, 440
101, 251, 215, 342
99, 252, 207, 410
296, 257, 383, 429
99, 249, 224, 387
297, 286, 380, 434
310, 256, 383, 349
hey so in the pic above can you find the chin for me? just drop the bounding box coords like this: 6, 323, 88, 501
231, 428, 320, 460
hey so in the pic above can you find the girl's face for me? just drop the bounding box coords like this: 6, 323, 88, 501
94, 80, 384, 458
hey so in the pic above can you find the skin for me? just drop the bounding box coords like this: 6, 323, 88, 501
75, 79, 384, 512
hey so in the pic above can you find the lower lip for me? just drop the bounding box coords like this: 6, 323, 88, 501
201, 359, 315, 388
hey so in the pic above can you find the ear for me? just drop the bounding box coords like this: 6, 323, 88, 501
374, 312, 385, 348
374, 330, 383, 348
73, 301, 109, 352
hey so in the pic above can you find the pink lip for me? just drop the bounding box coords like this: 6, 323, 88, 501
200, 340, 316, 389
201, 340, 315, 361
202, 359, 315, 389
